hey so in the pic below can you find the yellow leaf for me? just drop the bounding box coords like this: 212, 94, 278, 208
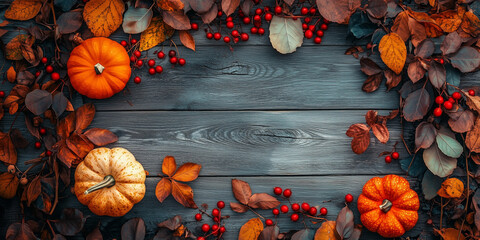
437, 178, 464, 198
379, 33, 406, 75
314, 221, 339, 240
139, 16, 174, 51
157, 0, 184, 11
238, 218, 263, 240
6, 66, 16, 83
5, 34, 34, 61
83, 0, 125, 37
179, 30, 195, 51
0, 172, 19, 199
434, 228, 466, 240
5, 0, 42, 21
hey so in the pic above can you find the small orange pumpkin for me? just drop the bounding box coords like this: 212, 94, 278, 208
74, 147, 146, 217
67, 37, 131, 99
357, 174, 420, 238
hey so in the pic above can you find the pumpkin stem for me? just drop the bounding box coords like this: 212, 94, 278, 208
379, 199, 393, 213
94, 63, 105, 74
84, 175, 115, 195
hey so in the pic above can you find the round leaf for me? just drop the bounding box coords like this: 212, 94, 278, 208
415, 122, 437, 149
379, 33, 407, 74
25, 89, 52, 115
437, 178, 464, 198
436, 133, 463, 158
122, 5, 153, 34
403, 88, 431, 122
0, 172, 19, 199
238, 218, 263, 240
269, 16, 303, 54
423, 143, 457, 177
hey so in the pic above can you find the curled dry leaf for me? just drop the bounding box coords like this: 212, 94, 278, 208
384, 69, 402, 91
171, 180, 197, 208
83, 0, 125, 37
437, 178, 464, 198
346, 123, 370, 154
316, 0, 361, 23
5, 0, 42, 21
0, 172, 19, 199
431, 9, 463, 33
157, 215, 182, 231
362, 73, 383, 93
360, 58, 382, 76
121, 217, 146, 240
6, 34, 35, 61
66, 133, 94, 159
179, 30, 195, 51
460, 12, 480, 37
248, 193, 280, 209
269, 16, 303, 54
238, 218, 264, 240
371, 121, 389, 144
139, 16, 175, 51
232, 179, 252, 205
466, 117, 480, 153
379, 33, 406, 74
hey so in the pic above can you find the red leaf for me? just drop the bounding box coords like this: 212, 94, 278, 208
0, 172, 19, 199
232, 179, 252, 205
171, 180, 197, 208
26, 176, 41, 206
230, 202, 248, 213
371, 122, 389, 144
75, 103, 95, 132
56, 140, 80, 168
346, 124, 371, 154
83, 128, 118, 146
57, 112, 76, 139
248, 193, 280, 209
365, 110, 378, 127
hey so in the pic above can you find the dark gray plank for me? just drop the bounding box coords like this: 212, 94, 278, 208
0, 176, 431, 239
6, 110, 411, 176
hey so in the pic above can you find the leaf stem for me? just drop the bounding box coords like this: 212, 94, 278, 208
247, 206, 265, 220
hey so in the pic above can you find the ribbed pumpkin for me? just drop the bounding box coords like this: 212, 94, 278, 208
357, 174, 419, 238
67, 37, 131, 99
74, 147, 146, 217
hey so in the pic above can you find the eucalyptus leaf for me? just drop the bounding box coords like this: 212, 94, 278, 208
423, 143, 457, 177
269, 16, 303, 54
122, 4, 153, 34
436, 133, 463, 158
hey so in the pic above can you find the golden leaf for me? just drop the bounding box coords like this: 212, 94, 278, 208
238, 218, 264, 240
162, 156, 177, 177
139, 16, 175, 51
379, 33, 406, 74
437, 178, 464, 198
461, 12, 480, 37
431, 10, 463, 32
0, 172, 19, 199
5, 0, 42, 21
157, 0, 184, 11
172, 163, 201, 182
179, 30, 195, 51
83, 0, 125, 37
6, 66, 16, 83
5, 34, 34, 61
314, 221, 339, 240
155, 177, 172, 203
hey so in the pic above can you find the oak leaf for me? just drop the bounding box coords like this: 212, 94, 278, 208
238, 218, 263, 240
437, 178, 464, 198
379, 33, 406, 74
0, 172, 19, 199
5, 0, 42, 21
139, 16, 174, 51
179, 30, 195, 51
157, 0, 184, 11
346, 123, 370, 154
83, 0, 125, 37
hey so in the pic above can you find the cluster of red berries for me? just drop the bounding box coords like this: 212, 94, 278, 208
385, 151, 399, 163
42, 58, 61, 82
433, 90, 475, 117
195, 201, 227, 240
299, 7, 328, 44
433, 57, 445, 65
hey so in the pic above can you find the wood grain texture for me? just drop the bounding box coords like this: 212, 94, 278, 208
0, 176, 432, 239
3, 110, 412, 176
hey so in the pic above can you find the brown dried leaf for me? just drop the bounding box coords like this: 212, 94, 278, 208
171, 180, 197, 208
415, 122, 437, 149
431, 10, 463, 32
172, 163, 201, 182
441, 31, 462, 55
362, 73, 383, 93
6, 66, 16, 83
83, 128, 118, 146
56, 140, 80, 168
6, 221, 36, 240
57, 112, 76, 139
360, 58, 382, 76
222, 0, 240, 16
366, 0, 387, 19
0, 132, 17, 165
155, 178, 172, 203
162, 156, 177, 177
26, 176, 41, 206
162, 10, 191, 30
240, 0, 254, 16
66, 133, 94, 159
5, 0, 42, 21
316, 0, 361, 24
448, 108, 475, 133
461, 12, 480, 37
466, 117, 480, 153
365, 110, 378, 126
75, 103, 95, 132
232, 179, 252, 205
139, 16, 174, 51
346, 123, 370, 154
230, 202, 248, 213
238, 218, 264, 240
384, 69, 402, 91
10, 129, 28, 149
83, 0, 125, 37
248, 193, 280, 209
200, 4, 218, 24
434, 228, 466, 240
179, 30, 195, 51
258, 225, 280, 240
0, 172, 19, 199
391, 11, 410, 41
157, 0, 184, 11
121, 217, 145, 240
6, 34, 35, 60
371, 122, 389, 144
157, 215, 182, 231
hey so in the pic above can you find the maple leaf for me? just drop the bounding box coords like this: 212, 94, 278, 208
155, 156, 201, 208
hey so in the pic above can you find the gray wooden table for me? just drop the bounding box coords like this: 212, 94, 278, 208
2, 22, 479, 239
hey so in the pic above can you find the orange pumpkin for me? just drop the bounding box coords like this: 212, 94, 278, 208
74, 147, 146, 217
357, 174, 420, 238
67, 37, 131, 99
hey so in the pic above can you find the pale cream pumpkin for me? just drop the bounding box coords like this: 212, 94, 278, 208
74, 147, 146, 217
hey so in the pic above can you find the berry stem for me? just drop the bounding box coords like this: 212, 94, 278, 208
248, 206, 265, 220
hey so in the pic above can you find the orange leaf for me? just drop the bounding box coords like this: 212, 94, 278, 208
157, 0, 184, 11
26, 176, 41, 206
172, 163, 201, 182
0, 172, 19, 199
66, 133, 94, 159
391, 11, 410, 41
232, 179, 252, 205
248, 193, 280, 209
371, 122, 389, 144
461, 12, 480, 37
437, 178, 464, 198
0, 132, 17, 165
431, 10, 463, 32
155, 178, 172, 203
5, 34, 34, 61
5, 0, 42, 21
434, 228, 466, 240
171, 180, 197, 208
222, 0, 241, 16
57, 112, 76, 139
139, 16, 174, 51
314, 221, 339, 240
179, 30, 195, 51
238, 218, 264, 240
56, 140, 80, 168
75, 103, 95, 132
6, 66, 16, 83
83, 0, 125, 37
162, 156, 177, 177
83, 128, 118, 146
379, 33, 406, 74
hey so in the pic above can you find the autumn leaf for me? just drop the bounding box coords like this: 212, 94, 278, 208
407, 60, 426, 83
83, 0, 125, 37
0, 132, 17, 165
415, 122, 437, 150
75, 103, 95, 132
26, 176, 41, 206
362, 73, 383, 93
5, 0, 42, 21
162, 156, 177, 177
403, 88, 431, 122
371, 122, 389, 144
466, 117, 480, 153
437, 178, 464, 198
379, 33, 406, 74
6, 34, 35, 61
53, 208, 87, 236
6, 221, 37, 240
171, 180, 197, 208
448, 107, 475, 133
431, 10, 463, 32
232, 179, 252, 205
230, 202, 248, 213
248, 193, 280, 209
460, 12, 480, 37
7, 66, 16, 83
139, 16, 174, 51
155, 178, 172, 203
200, 4, 218, 24
222, 0, 240, 16
122, 4, 153, 34
25, 89, 52, 116
56, 140, 80, 168
434, 228, 466, 240
316, 0, 361, 24
179, 31, 195, 51
346, 123, 370, 154
314, 221, 338, 240
384, 69, 402, 91
57, 112, 76, 139
66, 133, 94, 159
172, 163, 201, 182
157, 0, 184, 11
360, 58, 382, 76
0, 172, 19, 199
238, 218, 263, 240
336, 206, 354, 239
258, 225, 279, 240
162, 10, 191, 30
83, 128, 118, 146
449, 46, 480, 73
121, 217, 145, 240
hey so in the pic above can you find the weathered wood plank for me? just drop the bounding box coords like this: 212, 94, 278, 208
4, 110, 411, 176
0, 176, 431, 239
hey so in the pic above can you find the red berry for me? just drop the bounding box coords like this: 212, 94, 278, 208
234, 37, 239, 43
469, 89, 475, 96
51, 72, 60, 81
148, 59, 155, 67
309, 207, 317, 216
316, 30, 323, 37
385, 155, 392, 163
134, 50, 141, 58
206, 32, 213, 39
272, 208, 280, 215
214, 32, 222, 40
435, 96, 444, 104
265, 219, 273, 226
217, 11, 223, 17
120, 40, 127, 47
195, 213, 202, 221
130, 56, 136, 62
250, 27, 258, 34
273, 187, 282, 195
134, 76, 142, 83
433, 107, 442, 117
301, 202, 310, 212
148, 68, 156, 75
0, 91, 5, 98
320, 207, 328, 216
444, 100, 453, 110
427, 219, 433, 225
366, 42, 373, 49
305, 30, 313, 39
265, 13, 273, 21
39, 128, 46, 135
232, 30, 240, 37
178, 58, 186, 66
191, 23, 198, 30
46, 150, 52, 156
302, 23, 308, 30
274, 6, 282, 14
41, 57, 48, 64
136, 60, 143, 67
226, 16, 233, 22
213, 217, 219, 222
308, 25, 315, 31
283, 188, 292, 198
345, 194, 354, 203
314, 37, 322, 44
46, 65, 54, 73
211, 224, 219, 232
170, 57, 178, 64
280, 205, 289, 213
243, 17, 251, 24
439, 58, 445, 64
290, 213, 299, 222
224, 36, 231, 43
130, 39, 137, 44
34, 141, 41, 149
20, 178, 28, 185
241, 33, 249, 41
301, 7, 309, 15
201, 224, 210, 232
155, 65, 163, 73
258, 28, 265, 35
219, 226, 226, 233
254, 15, 261, 22
304, 17, 311, 24
452, 92, 461, 100
35, 71, 41, 77
197, 237, 205, 240
391, 152, 399, 160
217, 201, 225, 209
448, 97, 455, 103
264, 6, 270, 12
255, 8, 262, 15
168, 50, 176, 58
291, 203, 300, 211
226, 21, 234, 29
212, 208, 220, 217
320, 23, 328, 30
310, 8, 316, 15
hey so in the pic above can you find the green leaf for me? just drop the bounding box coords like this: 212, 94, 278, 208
436, 133, 463, 158
422, 170, 443, 200
423, 143, 457, 177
